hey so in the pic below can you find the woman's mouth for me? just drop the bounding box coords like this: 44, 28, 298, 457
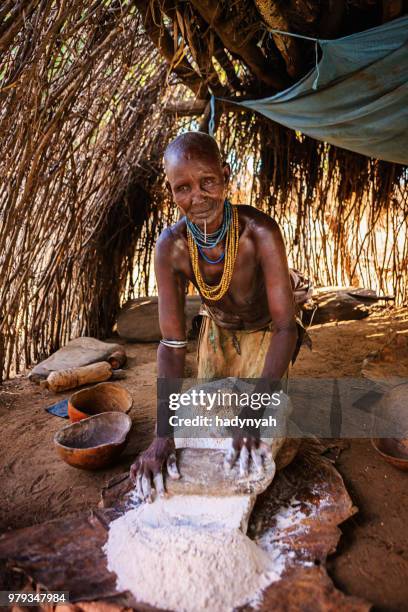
192, 207, 212, 219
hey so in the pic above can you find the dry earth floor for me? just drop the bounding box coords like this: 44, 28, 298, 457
1, 308, 407, 611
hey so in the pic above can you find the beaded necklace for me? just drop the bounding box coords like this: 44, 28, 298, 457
187, 202, 239, 301
197, 245, 225, 264
185, 200, 232, 249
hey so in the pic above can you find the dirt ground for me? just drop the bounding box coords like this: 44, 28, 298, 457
1, 308, 407, 611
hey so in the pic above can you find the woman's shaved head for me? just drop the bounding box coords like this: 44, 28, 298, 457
163, 131, 222, 169
163, 130, 230, 227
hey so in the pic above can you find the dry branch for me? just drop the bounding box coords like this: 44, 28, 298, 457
163, 98, 249, 115
190, 0, 287, 90
254, 0, 301, 77
134, 0, 207, 96
0, 0, 407, 382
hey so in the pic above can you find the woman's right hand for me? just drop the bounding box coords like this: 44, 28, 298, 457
130, 436, 180, 502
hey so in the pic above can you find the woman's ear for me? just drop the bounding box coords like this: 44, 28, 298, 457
222, 162, 231, 184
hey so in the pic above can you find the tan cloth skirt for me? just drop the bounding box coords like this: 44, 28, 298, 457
197, 315, 290, 388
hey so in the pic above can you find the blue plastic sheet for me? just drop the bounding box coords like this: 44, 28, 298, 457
236, 17, 408, 164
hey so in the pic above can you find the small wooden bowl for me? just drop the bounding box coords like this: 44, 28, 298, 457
54, 412, 132, 470
371, 438, 408, 471
68, 382, 132, 423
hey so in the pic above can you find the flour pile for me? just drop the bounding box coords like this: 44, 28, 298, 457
104, 495, 282, 612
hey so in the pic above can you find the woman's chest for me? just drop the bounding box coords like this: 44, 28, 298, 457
186, 244, 266, 308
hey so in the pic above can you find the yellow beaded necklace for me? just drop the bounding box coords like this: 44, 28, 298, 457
187, 204, 239, 301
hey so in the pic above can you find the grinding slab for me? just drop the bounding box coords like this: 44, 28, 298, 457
166, 445, 282, 498
158, 441, 284, 534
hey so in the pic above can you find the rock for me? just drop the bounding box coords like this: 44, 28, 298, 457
29, 337, 125, 382
41, 361, 113, 393
117, 296, 202, 342
302, 287, 393, 325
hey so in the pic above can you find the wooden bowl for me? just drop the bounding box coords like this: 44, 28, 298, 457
68, 382, 132, 423
371, 438, 408, 471
54, 412, 132, 470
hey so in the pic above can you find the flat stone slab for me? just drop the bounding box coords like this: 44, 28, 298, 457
29, 337, 124, 381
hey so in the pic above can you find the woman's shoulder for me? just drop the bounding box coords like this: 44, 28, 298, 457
235, 204, 279, 234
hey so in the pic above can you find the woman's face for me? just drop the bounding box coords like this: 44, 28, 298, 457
165, 153, 230, 228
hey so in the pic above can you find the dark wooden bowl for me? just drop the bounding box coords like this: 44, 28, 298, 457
68, 382, 132, 423
54, 412, 132, 470
371, 438, 408, 471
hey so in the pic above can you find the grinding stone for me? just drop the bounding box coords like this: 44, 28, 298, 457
166, 446, 281, 498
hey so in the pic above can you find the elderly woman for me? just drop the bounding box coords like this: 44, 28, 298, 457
130, 131, 306, 500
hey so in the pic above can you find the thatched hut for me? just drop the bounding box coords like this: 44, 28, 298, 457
1, 6, 408, 609
0, 0, 407, 380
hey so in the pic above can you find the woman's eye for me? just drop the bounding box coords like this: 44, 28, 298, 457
177, 185, 189, 193
202, 178, 215, 187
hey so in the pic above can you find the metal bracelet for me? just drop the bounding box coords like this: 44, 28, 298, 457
160, 339, 188, 349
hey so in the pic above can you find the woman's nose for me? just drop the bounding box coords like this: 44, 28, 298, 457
191, 185, 206, 203
191, 196, 206, 206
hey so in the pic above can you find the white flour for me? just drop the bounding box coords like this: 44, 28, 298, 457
126, 494, 255, 531
104, 496, 283, 612
255, 493, 332, 569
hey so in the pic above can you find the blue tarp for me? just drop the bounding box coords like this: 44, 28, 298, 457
236, 16, 408, 164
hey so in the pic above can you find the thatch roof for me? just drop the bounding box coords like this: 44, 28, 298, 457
0, 1, 407, 380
